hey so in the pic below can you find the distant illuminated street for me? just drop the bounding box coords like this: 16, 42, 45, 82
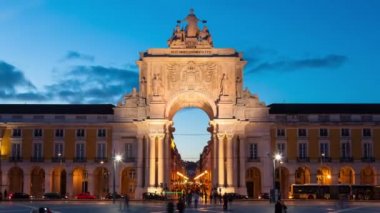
1, 200, 380, 213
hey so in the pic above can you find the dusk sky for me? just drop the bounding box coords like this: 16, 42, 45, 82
1, 0, 380, 161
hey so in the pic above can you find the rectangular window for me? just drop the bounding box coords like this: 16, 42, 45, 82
129, 170, 136, 179
319, 128, 329, 137
76, 129, 85, 138
341, 142, 351, 158
298, 143, 307, 158
341, 128, 350, 137
34, 129, 43, 137
76, 143, 85, 158
97, 129, 106, 138
276, 128, 285, 137
125, 143, 133, 158
363, 128, 372, 137
97, 143, 106, 158
12, 128, 22, 137
54, 143, 64, 157
55, 129, 64, 138
298, 128, 307, 137
277, 143, 286, 156
318, 115, 330, 122
249, 143, 258, 159
11, 143, 21, 158
33, 143, 43, 158
363, 143, 373, 158
320, 142, 329, 157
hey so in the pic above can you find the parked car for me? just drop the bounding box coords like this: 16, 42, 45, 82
258, 193, 270, 199
225, 193, 248, 200
30, 207, 53, 213
105, 192, 123, 199
142, 192, 166, 200
8, 192, 31, 200
74, 192, 96, 199
42, 192, 67, 200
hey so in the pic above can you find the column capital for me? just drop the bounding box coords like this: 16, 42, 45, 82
216, 133, 233, 140
148, 133, 165, 141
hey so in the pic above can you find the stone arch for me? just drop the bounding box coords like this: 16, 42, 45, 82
339, 166, 355, 184
316, 166, 332, 185
72, 167, 87, 195
93, 167, 109, 198
8, 167, 23, 193
121, 167, 137, 198
52, 167, 67, 196
360, 166, 375, 185
246, 167, 261, 198
295, 166, 311, 184
275, 166, 289, 199
165, 91, 217, 120
30, 167, 45, 198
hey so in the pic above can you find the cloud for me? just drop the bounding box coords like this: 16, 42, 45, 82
45, 65, 139, 103
0, 60, 36, 93
247, 54, 347, 73
62, 51, 95, 62
0, 60, 138, 104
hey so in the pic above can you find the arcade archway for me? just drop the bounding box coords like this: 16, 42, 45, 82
52, 167, 66, 196
30, 167, 45, 198
8, 167, 23, 193
295, 166, 311, 184
360, 166, 375, 184
93, 167, 109, 198
246, 167, 261, 198
72, 167, 87, 195
121, 167, 137, 198
316, 166, 332, 184
339, 166, 355, 184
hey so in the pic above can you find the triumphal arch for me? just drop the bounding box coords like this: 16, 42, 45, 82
113, 10, 271, 197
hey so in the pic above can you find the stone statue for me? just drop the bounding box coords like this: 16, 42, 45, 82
220, 73, 228, 96
184, 9, 200, 37
236, 76, 242, 98
132, 87, 137, 97
168, 24, 184, 47
140, 77, 146, 97
199, 26, 212, 45
152, 74, 161, 96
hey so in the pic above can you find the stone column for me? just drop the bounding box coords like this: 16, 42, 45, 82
23, 173, 30, 194
136, 136, 144, 188
217, 134, 225, 188
212, 133, 218, 188
144, 136, 150, 188
67, 172, 73, 197
45, 170, 51, 193
157, 134, 165, 189
149, 135, 156, 188
164, 134, 170, 188
226, 135, 234, 189
238, 136, 247, 194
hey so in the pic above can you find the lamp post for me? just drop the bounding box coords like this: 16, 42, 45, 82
272, 153, 282, 202
113, 154, 122, 204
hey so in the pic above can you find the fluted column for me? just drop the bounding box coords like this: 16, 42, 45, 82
226, 135, 234, 187
136, 136, 144, 188
217, 134, 225, 187
239, 137, 246, 190
144, 136, 150, 188
157, 134, 165, 188
212, 133, 218, 187
149, 135, 156, 187
164, 134, 170, 187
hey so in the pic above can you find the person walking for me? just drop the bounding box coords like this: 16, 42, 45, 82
275, 199, 287, 213
177, 198, 185, 213
124, 194, 129, 211
194, 192, 199, 208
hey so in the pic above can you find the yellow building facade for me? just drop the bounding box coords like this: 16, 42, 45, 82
1, 11, 380, 200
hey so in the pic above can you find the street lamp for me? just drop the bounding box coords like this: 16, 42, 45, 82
113, 154, 122, 203
272, 153, 282, 202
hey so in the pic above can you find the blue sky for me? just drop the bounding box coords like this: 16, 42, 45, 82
1, 0, 380, 161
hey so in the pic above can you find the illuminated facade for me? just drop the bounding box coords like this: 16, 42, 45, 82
1, 11, 380, 199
